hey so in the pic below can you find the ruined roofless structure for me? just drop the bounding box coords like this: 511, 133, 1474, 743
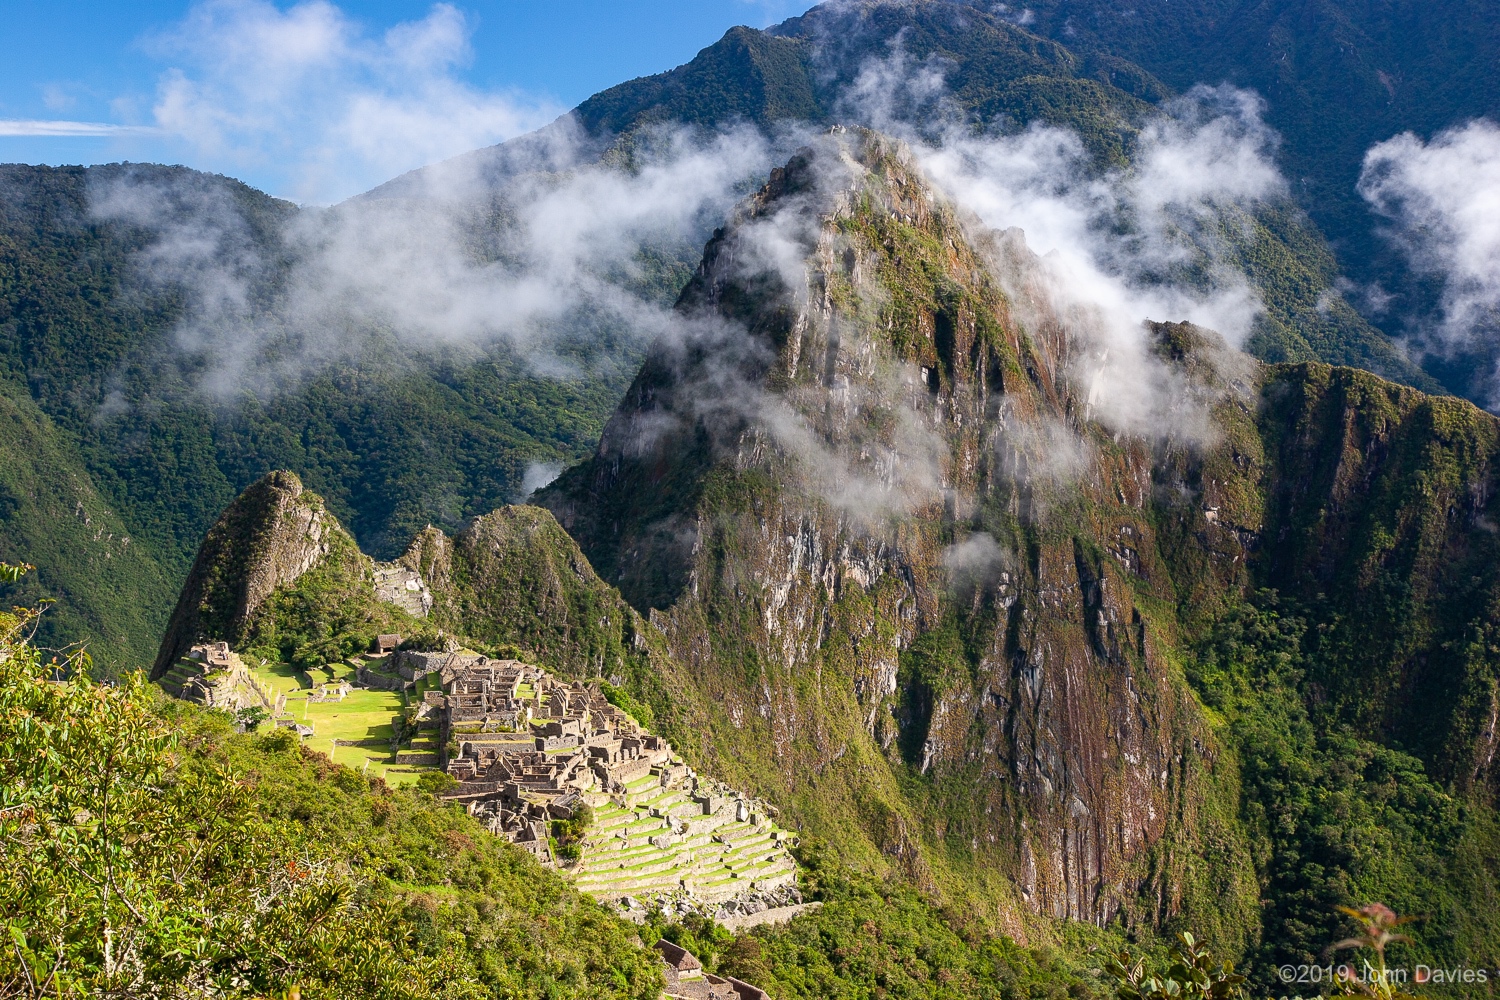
424, 658, 800, 917
426, 659, 661, 860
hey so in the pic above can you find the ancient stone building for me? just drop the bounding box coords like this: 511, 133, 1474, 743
654, 940, 768, 1000
427, 658, 800, 916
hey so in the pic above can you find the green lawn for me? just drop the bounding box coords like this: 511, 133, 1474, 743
246, 659, 421, 785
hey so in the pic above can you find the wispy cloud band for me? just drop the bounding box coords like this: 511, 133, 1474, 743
0, 119, 161, 137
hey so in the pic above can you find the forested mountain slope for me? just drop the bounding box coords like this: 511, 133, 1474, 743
0, 378, 175, 659
0, 163, 640, 670
835, 0, 1500, 403
1010, 0, 1500, 286
539, 129, 1500, 986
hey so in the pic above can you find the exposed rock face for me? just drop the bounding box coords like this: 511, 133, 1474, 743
542, 130, 1258, 930
536, 129, 1500, 944
151, 471, 336, 679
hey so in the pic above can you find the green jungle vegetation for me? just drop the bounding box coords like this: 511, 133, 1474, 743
1, 562, 1186, 1000
0, 162, 659, 674
0, 565, 1419, 999
0, 567, 663, 1000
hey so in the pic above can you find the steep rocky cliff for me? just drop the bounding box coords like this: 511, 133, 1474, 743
151, 470, 350, 678
539, 129, 1500, 957
540, 129, 1249, 939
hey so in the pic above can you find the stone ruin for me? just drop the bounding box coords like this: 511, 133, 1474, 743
199, 640, 232, 668
373, 563, 432, 617
355, 646, 470, 692
426, 658, 801, 917
158, 642, 284, 717
655, 939, 768, 1000
159, 630, 803, 928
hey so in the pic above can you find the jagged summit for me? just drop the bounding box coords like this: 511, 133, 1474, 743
538, 128, 1237, 927
151, 471, 343, 680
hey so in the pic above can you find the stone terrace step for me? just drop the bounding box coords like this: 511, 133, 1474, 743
396, 751, 439, 765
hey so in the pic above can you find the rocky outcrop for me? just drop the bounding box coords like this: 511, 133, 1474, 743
150, 471, 337, 679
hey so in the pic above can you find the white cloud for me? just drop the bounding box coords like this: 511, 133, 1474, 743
0, 119, 159, 137
942, 532, 1011, 593
905, 83, 1277, 440
89, 122, 774, 396
145, 0, 560, 203
1359, 119, 1500, 395
520, 461, 564, 498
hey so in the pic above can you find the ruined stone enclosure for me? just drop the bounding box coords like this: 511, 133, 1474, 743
430, 657, 802, 921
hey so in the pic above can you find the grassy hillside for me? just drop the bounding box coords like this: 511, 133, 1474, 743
0, 590, 665, 999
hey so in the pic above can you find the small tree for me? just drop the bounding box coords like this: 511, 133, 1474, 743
235, 705, 271, 732
1105, 932, 1247, 1000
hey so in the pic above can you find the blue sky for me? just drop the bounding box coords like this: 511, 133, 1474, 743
0, 0, 817, 202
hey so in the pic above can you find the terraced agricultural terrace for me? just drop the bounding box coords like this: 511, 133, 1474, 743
424, 654, 803, 919
577, 783, 798, 917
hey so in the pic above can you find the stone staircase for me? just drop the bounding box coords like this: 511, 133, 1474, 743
157, 657, 208, 701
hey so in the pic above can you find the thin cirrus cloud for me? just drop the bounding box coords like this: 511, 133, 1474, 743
0, 120, 161, 137
141, 0, 562, 204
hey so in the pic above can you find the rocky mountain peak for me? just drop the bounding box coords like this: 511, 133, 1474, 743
538, 129, 1255, 929
151, 471, 340, 679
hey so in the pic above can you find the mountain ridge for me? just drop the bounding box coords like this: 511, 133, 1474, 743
538, 128, 1500, 975
3, 0, 1473, 671
131, 129, 1500, 989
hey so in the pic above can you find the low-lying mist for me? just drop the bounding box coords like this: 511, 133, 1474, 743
86, 33, 1305, 522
